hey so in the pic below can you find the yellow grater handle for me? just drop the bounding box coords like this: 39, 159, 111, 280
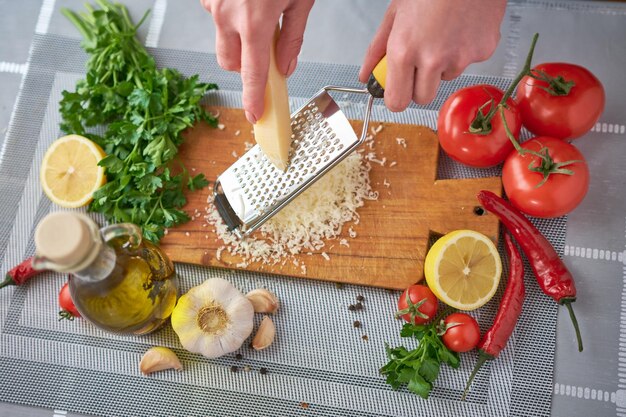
367, 56, 387, 98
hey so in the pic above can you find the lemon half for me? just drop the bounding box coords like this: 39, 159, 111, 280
40, 134, 106, 208
424, 230, 501, 311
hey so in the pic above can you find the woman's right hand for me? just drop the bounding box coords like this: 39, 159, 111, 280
201, 0, 315, 124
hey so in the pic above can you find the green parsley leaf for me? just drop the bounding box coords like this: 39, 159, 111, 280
59, 0, 218, 243
407, 373, 432, 399
188, 173, 209, 191
380, 322, 461, 399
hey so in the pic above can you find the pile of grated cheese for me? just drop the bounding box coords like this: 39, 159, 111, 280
205, 147, 379, 271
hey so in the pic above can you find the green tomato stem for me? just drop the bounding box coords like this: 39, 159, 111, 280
473, 33, 540, 131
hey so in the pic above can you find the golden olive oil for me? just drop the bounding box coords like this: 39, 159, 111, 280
70, 239, 178, 335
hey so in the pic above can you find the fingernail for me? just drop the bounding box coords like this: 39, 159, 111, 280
245, 110, 257, 124
286, 58, 297, 77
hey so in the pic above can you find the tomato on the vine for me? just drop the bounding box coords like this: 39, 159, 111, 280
59, 282, 80, 320
396, 285, 438, 325
502, 136, 589, 218
516, 62, 605, 140
440, 313, 480, 353
437, 85, 521, 168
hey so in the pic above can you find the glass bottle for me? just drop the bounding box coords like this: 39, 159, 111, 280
33, 212, 178, 335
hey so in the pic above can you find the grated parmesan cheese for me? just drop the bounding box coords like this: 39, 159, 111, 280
206, 151, 377, 267
396, 137, 407, 148
321, 252, 330, 261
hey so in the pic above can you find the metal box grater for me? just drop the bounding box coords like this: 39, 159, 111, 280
214, 86, 375, 238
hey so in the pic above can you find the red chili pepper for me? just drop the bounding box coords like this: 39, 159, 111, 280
477, 190, 582, 352
1, 257, 43, 289
462, 233, 525, 400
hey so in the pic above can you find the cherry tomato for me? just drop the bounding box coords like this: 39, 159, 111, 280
441, 313, 480, 353
59, 282, 80, 319
437, 85, 521, 168
502, 136, 589, 218
516, 62, 605, 140
396, 285, 438, 325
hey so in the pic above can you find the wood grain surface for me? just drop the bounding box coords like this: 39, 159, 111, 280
160, 106, 502, 289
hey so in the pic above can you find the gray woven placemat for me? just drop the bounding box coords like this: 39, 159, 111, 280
0, 34, 566, 417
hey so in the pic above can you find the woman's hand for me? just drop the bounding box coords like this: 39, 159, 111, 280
359, 0, 506, 111
201, 0, 315, 123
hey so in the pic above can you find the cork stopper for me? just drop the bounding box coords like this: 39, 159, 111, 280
34, 212, 96, 269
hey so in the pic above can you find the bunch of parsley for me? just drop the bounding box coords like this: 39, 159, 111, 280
380, 323, 460, 399
60, 0, 217, 243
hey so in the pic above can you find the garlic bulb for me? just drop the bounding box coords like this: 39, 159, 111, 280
171, 278, 254, 358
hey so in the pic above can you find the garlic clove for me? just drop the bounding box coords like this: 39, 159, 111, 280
139, 347, 183, 375
252, 315, 276, 351
246, 289, 279, 314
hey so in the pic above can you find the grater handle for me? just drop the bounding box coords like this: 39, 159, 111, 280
367, 56, 387, 98
214, 181, 244, 238
323, 86, 375, 146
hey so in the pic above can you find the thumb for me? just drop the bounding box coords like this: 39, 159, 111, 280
276, 1, 313, 76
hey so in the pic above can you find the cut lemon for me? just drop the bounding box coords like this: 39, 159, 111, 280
424, 230, 501, 311
40, 134, 106, 208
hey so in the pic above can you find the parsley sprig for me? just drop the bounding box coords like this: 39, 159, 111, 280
380, 323, 460, 399
60, 0, 218, 243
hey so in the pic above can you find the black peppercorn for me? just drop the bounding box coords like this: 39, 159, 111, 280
356, 295, 364, 302
259, 367, 268, 375
355, 302, 363, 310
230, 366, 238, 373
235, 353, 243, 360
348, 304, 356, 311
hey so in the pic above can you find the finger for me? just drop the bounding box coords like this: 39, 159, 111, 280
200, 0, 211, 13
383, 30, 415, 112
358, 7, 395, 83
277, 0, 313, 76
441, 66, 464, 81
241, 34, 271, 123
215, 29, 242, 72
413, 66, 441, 105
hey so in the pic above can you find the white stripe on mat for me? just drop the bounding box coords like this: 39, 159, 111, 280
564, 245, 625, 263
0, 62, 27, 74
35, 0, 56, 34
145, 0, 168, 47
617, 218, 626, 415
553, 383, 616, 403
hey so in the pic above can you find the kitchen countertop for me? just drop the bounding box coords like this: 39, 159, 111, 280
1, 1, 626, 416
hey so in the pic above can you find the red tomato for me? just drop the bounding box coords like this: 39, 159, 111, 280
396, 285, 438, 325
59, 282, 80, 319
437, 85, 521, 168
441, 313, 480, 353
516, 62, 605, 140
502, 136, 589, 218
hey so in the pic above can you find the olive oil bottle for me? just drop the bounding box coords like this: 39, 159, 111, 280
33, 212, 177, 335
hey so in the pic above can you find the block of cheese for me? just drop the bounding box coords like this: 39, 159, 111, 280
253, 27, 293, 171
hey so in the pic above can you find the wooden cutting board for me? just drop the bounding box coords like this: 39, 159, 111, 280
160, 106, 502, 289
